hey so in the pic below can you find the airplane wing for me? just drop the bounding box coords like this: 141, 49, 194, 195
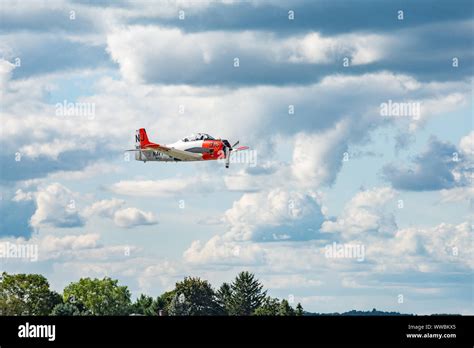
150, 145, 202, 161
126, 145, 202, 161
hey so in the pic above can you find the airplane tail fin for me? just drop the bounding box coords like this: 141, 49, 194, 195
135, 128, 154, 148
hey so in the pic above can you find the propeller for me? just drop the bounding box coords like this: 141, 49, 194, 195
222, 140, 240, 168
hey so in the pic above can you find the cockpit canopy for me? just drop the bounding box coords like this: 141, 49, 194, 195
182, 133, 215, 142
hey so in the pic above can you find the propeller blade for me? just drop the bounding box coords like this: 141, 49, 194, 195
225, 147, 230, 168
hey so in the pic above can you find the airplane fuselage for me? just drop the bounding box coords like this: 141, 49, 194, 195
135, 137, 227, 162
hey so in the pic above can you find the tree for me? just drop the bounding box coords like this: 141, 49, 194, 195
167, 293, 191, 316
278, 299, 295, 316
0, 272, 61, 315
216, 282, 232, 315
229, 271, 266, 315
156, 290, 176, 316
168, 277, 220, 316
253, 297, 280, 316
296, 303, 304, 316
50, 303, 83, 316
62, 277, 131, 316
131, 294, 157, 316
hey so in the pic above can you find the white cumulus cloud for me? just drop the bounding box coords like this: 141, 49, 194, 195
28, 183, 85, 231
113, 207, 158, 228
321, 187, 398, 237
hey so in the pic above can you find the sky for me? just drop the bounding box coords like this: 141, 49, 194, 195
0, 0, 472, 314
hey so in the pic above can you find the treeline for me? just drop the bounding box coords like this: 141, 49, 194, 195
0, 271, 304, 316
307, 309, 410, 316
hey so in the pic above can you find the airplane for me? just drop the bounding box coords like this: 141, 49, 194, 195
126, 128, 249, 168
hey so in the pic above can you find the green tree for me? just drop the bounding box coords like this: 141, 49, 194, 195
216, 282, 232, 315
253, 297, 280, 316
229, 271, 266, 315
295, 303, 304, 316
168, 277, 220, 316
167, 293, 191, 316
62, 277, 131, 316
278, 299, 295, 316
155, 290, 176, 316
50, 302, 83, 316
0, 272, 61, 315
131, 294, 157, 315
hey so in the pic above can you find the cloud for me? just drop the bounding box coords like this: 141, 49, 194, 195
109, 176, 213, 197
0, 59, 15, 91
0, 151, 104, 184
1, 51, 470, 186
0, 232, 140, 265
40, 233, 100, 254
292, 120, 349, 188
183, 185, 328, 267
19, 138, 96, 160
195, 216, 224, 226
106, 25, 392, 86
84, 198, 158, 228
284, 32, 388, 65
44, 244, 140, 263
224, 188, 325, 242
368, 222, 473, 271
223, 120, 366, 195
262, 274, 322, 289
0, 0, 103, 34
83, 198, 125, 218
0, 59, 121, 183
321, 187, 398, 237
408, 92, 469, 132
113, 207, 158, 228
184, 204, 471, 279
106, 19, 473, 86
439, 187, 474, 204
26, 183, 85, 231
382, 136, 471, 191
223, 119, 366, 195
459, 131, 473, 157
11, 189, 34, 202
116, 4, 474, 84
137, 0, 472, 37
47, 162, 121, 181
182, 203, 471, 290
183, 235, 265, 265
224, 161, 285, 192
11, 185, 158, 231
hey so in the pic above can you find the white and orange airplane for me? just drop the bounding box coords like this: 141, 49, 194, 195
127, 128, 249, 168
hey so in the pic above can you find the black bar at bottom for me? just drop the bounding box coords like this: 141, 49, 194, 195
0, 315, 472, 346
